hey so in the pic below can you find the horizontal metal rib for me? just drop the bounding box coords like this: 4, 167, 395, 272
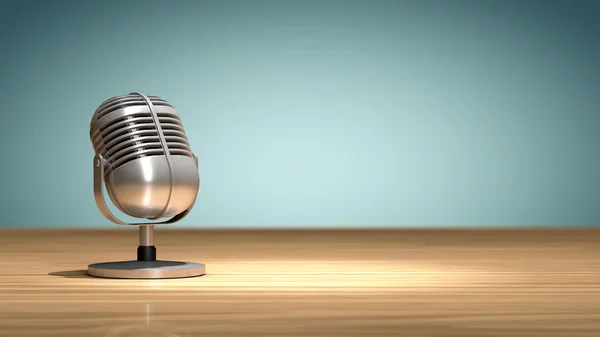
167, 144, 193, 157
158, 116, 183, 126
96, 95, 170, 112
100, 129, 159, 153
156, 111, 181, 119
95, 95, 173, 120
169, 148, 194, 157
108, 141, 163, 164
162, 129, 188, 139
100, 116, 154, 137
160, 122, 186, 133
93, 122, 157, 151
97, 123, 157, 147
164, 135, 190, 146
95, 94, 130, 111
106, 148, 165, 174
91, 94, 192, 173
105, 136, 161, 157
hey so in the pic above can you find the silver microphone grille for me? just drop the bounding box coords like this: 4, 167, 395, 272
90, 94, 193, 176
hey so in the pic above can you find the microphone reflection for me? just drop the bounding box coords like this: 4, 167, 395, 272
103, 304, 191, 337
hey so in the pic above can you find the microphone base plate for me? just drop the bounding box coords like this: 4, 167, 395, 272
87, 260, 205, 279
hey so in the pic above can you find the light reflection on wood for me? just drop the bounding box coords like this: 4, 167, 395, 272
1, 228, 600, 336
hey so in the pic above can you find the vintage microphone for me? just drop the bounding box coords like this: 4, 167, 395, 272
87, 93, 205, 279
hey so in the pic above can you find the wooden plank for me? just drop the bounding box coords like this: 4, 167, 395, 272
1, 229, 599, 336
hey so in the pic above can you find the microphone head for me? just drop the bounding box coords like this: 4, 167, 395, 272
90, 93, 199, 220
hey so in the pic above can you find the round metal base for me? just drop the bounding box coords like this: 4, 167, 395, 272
87, 260, 205, 279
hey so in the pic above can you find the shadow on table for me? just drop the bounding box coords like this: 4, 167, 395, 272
48, 270, 90, 278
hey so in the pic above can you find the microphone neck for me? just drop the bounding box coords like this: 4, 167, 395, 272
138, 225, 156, 262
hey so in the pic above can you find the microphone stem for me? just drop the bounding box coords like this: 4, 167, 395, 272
139, 225, 154, 246
138, 225, 156, 262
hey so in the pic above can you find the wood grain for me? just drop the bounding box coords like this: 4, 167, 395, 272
1, 228, 600, 337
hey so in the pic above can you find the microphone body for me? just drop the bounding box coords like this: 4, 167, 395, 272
90, 93, 199, 222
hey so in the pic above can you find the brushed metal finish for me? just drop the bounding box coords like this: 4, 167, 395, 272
87, 261, 205, 279
133, 92, 175, 219
104, 155, 199, 219
139, 225, 154, 246
93, 153, 198, 226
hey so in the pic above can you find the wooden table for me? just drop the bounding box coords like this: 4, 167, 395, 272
1, 228, 600, 336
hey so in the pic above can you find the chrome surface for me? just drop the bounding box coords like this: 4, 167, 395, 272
89, 93, 203, 280
90, 93, 200, 225
139, 225, 154, 246
87, 261, 205, 279
132, 92, 175, 219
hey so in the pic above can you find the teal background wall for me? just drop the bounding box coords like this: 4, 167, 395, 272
0, 0, 599, 228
